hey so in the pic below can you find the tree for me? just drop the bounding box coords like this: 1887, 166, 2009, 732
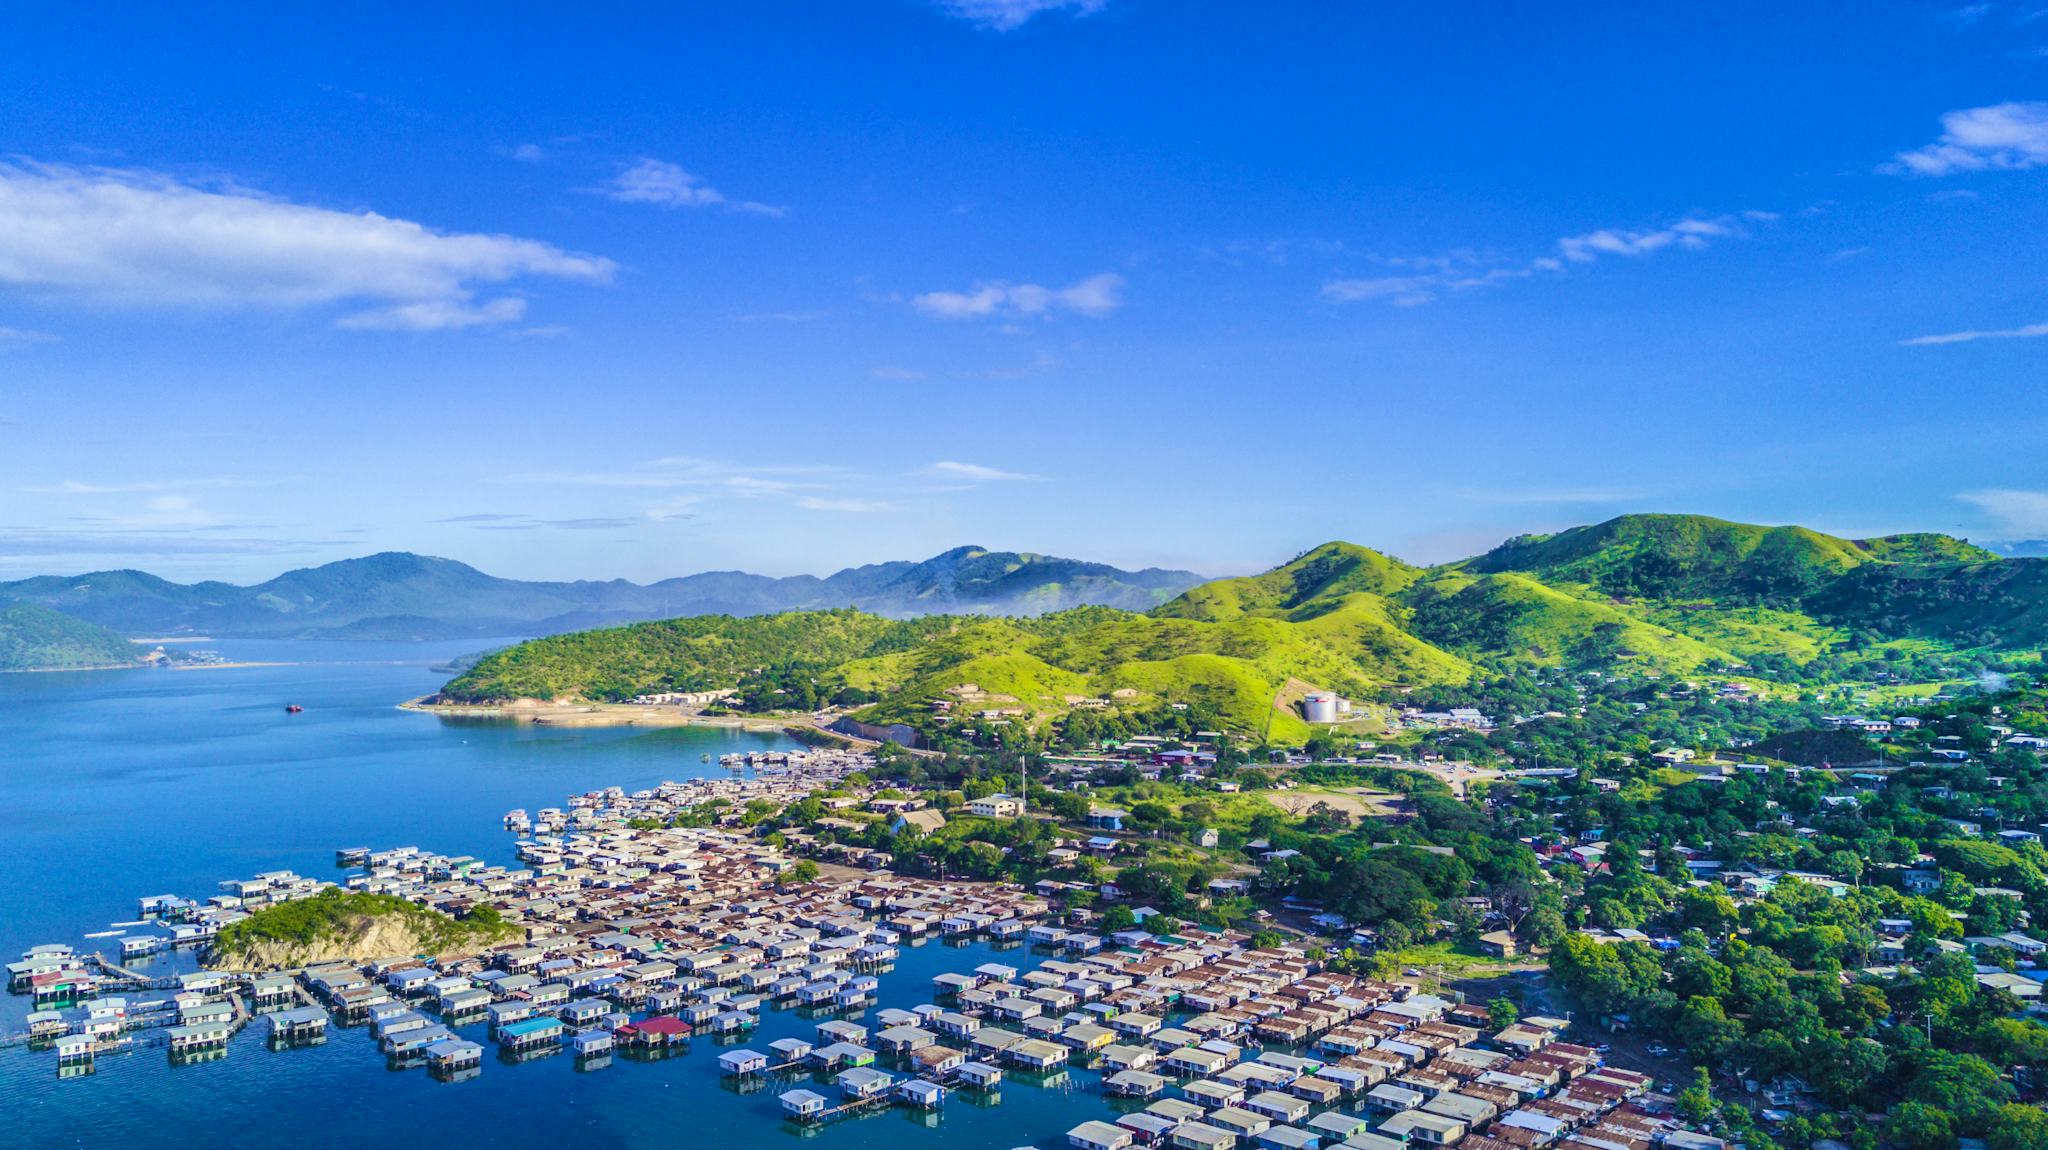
1987, 1104, 2048, 1150
1489, 881, 1538, 933
1827, 848, 1865, 886
1550, 935, 1660, 1018
1049, 791, 1091, 822
784, 859, 821, 885
1673, 996, 1744, 1066
1301, 801, 1353, 833
1487, 996, 1520, 1029
1885, 1102, 1955, 1150
1901, 1049, 2012, 1132
1100, 904, 1137, 932
1525, 903, 1567, 949
1674, 886, 1739, 935
1676, 1067, 1716, 1122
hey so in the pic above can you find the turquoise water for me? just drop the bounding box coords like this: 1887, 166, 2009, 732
0, 642, 1118, 1148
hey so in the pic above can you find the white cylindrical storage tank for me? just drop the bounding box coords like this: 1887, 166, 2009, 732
1303, 694, 1338, 724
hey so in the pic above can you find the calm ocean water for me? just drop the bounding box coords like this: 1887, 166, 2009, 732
0, 641, 1114, 1149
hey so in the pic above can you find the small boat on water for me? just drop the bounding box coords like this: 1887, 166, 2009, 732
285, 704, 304, 714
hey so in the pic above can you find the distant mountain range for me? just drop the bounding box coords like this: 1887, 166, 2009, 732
0, 547, 1205, 642
441, 514, 2048, 738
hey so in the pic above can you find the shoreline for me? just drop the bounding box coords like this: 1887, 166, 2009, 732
1, 659, 291, 675
397, 696, 813, 735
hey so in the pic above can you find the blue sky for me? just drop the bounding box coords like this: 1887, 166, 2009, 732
2, 0, 2045, 583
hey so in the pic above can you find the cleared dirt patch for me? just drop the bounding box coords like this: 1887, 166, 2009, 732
1263, 787, 1404, 819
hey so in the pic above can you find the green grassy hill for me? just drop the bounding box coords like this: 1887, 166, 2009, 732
443, 598, 1457, 736
438, 513, 2047, 740
1155, 541, 1423, 620
1468, 514, 1878, 602
0, 602, 145, 670
1404, 571, 1734, 669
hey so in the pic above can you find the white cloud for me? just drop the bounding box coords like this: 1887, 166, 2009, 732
935, 0, 1107, 31
1557, 216, 1740, 262
724, 476, 797, 495
508, 143, 545, 163
1960, 488, 2048, 535
598, 158, 784, 216
1890, 101, 2048, 175
1900, 321, 2048, 346
799, 496, 893, 513
0, 161, 612, 331
912, 272, 1124, 320
0, 325, 54, 346
1324, 212, 1765, 307
922, 460, 1041, 482
337, 297, 528, 331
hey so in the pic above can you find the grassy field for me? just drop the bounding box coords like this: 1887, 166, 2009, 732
1375, 940, 1539, 979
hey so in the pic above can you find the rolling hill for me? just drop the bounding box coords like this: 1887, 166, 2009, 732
0, 547, 1203, 641
436, 514, 2048, 740
0, 603, 146, 671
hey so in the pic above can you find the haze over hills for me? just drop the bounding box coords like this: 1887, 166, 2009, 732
0, 547, 1204, 641
440, 514, 2048, 738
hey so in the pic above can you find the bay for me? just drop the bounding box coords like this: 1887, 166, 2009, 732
0, 640, 1112, 1148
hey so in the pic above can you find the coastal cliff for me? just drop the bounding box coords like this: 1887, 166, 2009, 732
206, 889, 515, 971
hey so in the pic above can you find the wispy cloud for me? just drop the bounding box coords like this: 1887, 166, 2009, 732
645, 495, 702, 522
25, 476, 276, 495
799, 496, 894, 513
0, 325, 55, 347
934, 0, 1107, 31
912, 272, 1124, 320
0, 528, 344, 563
596, 158, 784, 217
434, 512, 640, 530
337, 297, 528, 332
1321, 274, 1457, 308
1557, 214, 1767, 262
1889, 101, 2048, 175
0, 160, 613, 331
1458, 486, 1650, 505
512, 455, 849, 489
505, 453, 1033, 520
1960, 488, 2048, 535
1324, 212, 1771, 307
723, 476, 798, 495
1900, 321, 2048, 346
921, 460, 1042, 483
